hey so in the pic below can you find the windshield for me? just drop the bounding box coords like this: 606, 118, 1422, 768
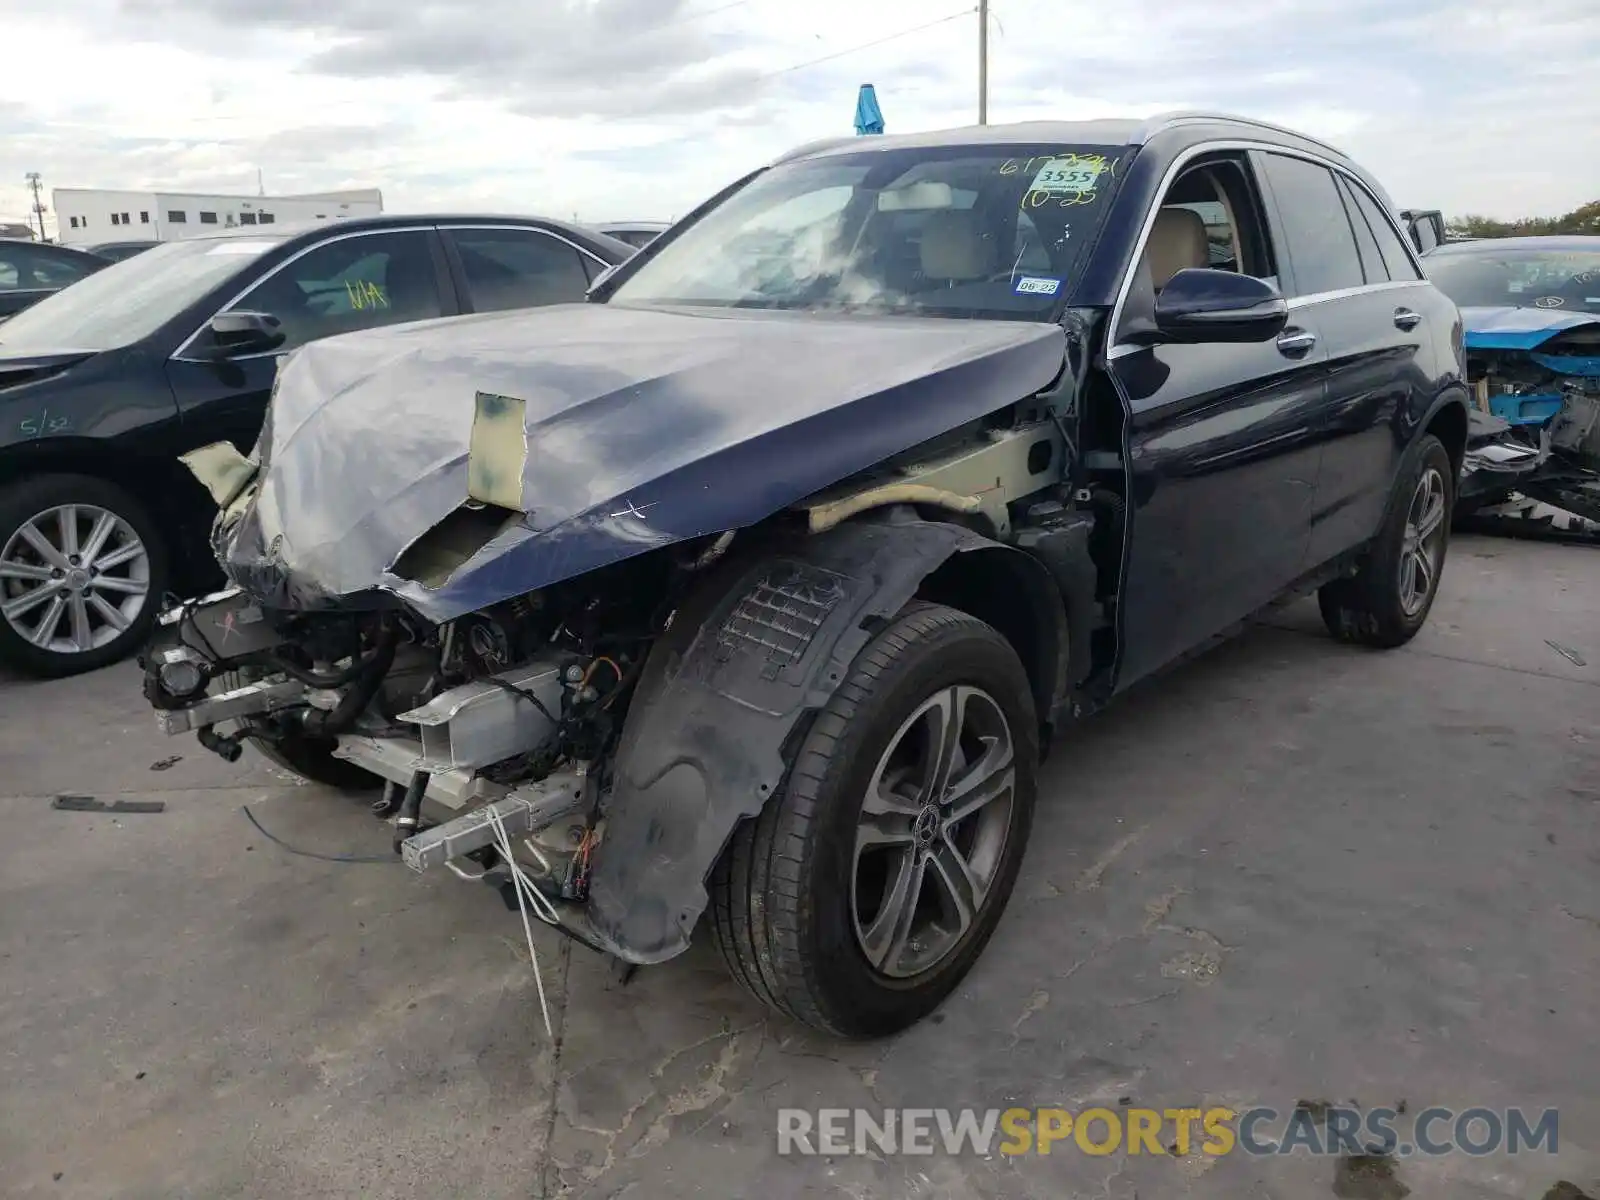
0, 235, 287, 350
1426, 246, 1600, 314
608, 142, 1128, 322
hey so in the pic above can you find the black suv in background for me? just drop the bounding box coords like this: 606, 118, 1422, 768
0, 215, 632, 676
0, 239, 109, 321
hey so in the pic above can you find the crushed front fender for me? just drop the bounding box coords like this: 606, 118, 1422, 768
571, 516, 1023, 964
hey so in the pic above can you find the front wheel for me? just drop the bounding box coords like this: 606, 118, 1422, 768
0, 474, 168, 678
1318, 432, 1454, 649
709, 603, 1039, 1038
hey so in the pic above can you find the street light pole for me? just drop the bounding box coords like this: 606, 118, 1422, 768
977, 0, 988, 125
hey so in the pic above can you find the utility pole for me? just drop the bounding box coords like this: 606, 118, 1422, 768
977, 0, 988, 125
25, 172, 46, 241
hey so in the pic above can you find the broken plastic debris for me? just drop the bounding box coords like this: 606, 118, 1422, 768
51, 795, 167, 814
1544, 640, 1587, 667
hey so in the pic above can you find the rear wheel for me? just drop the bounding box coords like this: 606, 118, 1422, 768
0, 474, 168, 678
1319, 433, 1454, 649
710, 603, 1038, 1038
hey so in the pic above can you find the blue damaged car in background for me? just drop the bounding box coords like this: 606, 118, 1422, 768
1424, 236, 1600, 534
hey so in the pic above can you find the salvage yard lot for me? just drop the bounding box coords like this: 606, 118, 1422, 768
2, 534, 1596, 1200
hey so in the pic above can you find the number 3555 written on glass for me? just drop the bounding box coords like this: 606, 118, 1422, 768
1029, 160, 1105, 194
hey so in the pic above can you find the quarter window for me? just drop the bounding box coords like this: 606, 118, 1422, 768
1259, 153, 1363, 296
449, 227, 595, 313
222, 230, 443, 353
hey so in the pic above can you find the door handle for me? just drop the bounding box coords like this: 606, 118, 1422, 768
1275, 329, 1317, 356
1393, 308, 1423, 331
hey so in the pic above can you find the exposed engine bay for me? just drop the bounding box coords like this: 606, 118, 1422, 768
141, 543, 694, 926
1459, 322, 1600, 538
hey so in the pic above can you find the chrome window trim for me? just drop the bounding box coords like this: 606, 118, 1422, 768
1107, 139, 1430, 353
1105, 278, 1429, 360
170, 224, 439, 364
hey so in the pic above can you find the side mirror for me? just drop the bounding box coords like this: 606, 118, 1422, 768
1154, 269, 1288, 344
207, 311, 285, 357
1400, 208, 1445, 254
586, 264, 621, 296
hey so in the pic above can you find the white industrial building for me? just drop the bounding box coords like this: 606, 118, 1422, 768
50, 187, 383, 248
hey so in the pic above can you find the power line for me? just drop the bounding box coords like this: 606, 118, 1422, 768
752, 7, 977, 85
657, 0, 752, 31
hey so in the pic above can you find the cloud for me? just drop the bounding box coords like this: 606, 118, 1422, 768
1, 0, 1597, 231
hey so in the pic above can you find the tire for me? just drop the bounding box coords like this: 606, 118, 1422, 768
218, 667, 383, 792
0, 473, 170, 678
246, 731, 384, 793
709, 603, 1039, 1038
1318, 433, 1454, 649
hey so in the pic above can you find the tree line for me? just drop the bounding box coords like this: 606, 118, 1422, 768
1448, 199, 1600, 239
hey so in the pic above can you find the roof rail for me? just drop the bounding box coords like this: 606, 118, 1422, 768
1133, 110, 1350, 158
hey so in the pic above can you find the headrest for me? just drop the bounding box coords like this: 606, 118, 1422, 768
919, 210, 993, 281
1145, 207, 1210, 289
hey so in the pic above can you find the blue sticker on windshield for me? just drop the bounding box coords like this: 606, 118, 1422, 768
1014, 275, 1061, 296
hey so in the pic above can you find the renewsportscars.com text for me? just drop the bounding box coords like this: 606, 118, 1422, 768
777, 1105, 1559, 1158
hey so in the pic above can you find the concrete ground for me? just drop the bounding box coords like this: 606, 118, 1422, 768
1, 533, 1596, 1200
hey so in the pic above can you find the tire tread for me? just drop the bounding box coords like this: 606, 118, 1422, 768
709, 603, 1034, 1037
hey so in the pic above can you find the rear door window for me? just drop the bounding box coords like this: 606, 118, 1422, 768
446, 227, 595, 313
1335, 179, 1387, 284
1259, 153, 1364, 297
1345, 185, 1424, 282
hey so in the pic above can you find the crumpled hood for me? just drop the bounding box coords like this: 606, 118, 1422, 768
211, 302, 1066, 621
1460, 305, 1600, 351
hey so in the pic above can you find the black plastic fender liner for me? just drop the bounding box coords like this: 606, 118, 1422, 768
578, 515, 1061, 965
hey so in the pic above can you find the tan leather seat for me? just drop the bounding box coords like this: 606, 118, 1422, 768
1142, 206, 1210, 289
919, 210, 994, 282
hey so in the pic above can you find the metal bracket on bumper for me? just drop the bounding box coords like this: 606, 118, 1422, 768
398, 775, 590, 872
156, 678, 309, 735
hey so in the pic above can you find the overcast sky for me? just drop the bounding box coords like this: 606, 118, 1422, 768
2, 0, 1597, 234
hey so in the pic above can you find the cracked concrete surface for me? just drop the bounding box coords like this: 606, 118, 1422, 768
1, 535, 1597, 1199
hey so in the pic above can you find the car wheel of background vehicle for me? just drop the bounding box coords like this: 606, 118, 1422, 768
709, 602, 1038, 1038
1318, 432, 1454, 649
0, 474, 168, 678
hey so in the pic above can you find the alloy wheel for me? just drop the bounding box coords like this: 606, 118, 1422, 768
1398, 466, 1446, 617
851, 685, 1016, 980
0, 504, 151, 654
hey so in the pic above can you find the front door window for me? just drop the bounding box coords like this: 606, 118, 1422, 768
223, 231, 443, 352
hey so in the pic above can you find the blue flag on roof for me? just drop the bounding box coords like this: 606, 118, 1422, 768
854, 83, 884, 135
